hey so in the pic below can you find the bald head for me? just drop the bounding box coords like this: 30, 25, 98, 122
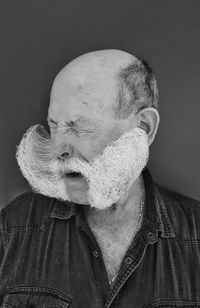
50, 50, 135, 118
53, 49, 136, 84
49, 49, 158, 123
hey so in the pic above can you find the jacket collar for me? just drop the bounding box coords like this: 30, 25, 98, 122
141, 167, 175, 239
50, 167, 175, 239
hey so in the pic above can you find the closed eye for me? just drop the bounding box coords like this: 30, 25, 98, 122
48, 122, 57, 128
78, 128, 94, 133
47, 116, 57, 128
78, 123, 102, 133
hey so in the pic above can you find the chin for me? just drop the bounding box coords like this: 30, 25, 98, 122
72, 198, 89, 205
67, 189, 89, 205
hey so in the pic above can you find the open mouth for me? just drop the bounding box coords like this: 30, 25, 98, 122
65, 171, 83, 178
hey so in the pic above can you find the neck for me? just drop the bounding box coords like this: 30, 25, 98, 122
86, 174, 145, 228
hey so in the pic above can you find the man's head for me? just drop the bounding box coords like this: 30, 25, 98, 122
16, 49, 160, 209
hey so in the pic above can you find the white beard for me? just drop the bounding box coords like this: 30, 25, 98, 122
16, 125, 149, 210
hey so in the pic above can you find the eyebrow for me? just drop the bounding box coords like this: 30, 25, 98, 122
47, 116, 90, 127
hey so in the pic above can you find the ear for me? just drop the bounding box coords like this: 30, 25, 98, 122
137, 107, 160, 146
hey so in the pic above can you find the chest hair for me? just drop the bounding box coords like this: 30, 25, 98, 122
88, 219, 137, 284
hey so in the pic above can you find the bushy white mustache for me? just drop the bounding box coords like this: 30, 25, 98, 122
16, 125, 149, 209
16, 125, 67, 200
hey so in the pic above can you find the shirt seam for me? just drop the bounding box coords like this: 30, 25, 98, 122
2, 218, 53, 234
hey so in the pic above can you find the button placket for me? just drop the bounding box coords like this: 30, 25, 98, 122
147, 231, 157, 244
105, 240, 148, 308
124, 256, 133, 265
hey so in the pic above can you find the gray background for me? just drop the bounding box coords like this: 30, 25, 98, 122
1, 0, 200, 209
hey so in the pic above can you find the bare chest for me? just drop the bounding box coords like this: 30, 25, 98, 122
88, 220, 137, 284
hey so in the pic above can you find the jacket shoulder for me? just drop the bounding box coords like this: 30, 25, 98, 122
0, 192, 57, 233
157, 185, 200, 239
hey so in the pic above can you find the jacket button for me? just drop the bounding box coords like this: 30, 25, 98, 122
125, 257, 133, 265
147, 232, 156, 243
93, 250, 99, 257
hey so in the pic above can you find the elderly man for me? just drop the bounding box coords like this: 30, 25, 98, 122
0, 50, 200, 307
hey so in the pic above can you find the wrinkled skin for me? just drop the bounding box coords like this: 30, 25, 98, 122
16, 125, 149, 210
17, 49, 160, 224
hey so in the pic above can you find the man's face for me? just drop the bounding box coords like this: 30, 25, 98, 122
16, 51, 150, 210
47, 63, 139, 205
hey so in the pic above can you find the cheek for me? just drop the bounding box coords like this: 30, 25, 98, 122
80, 134, 101, 161
49, 127, 57, 139
85, 132, 114, 161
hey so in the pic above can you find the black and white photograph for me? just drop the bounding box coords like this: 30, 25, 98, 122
1, 1, 200, 307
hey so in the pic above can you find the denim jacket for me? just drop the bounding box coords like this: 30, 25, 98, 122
0, 167, 200, 308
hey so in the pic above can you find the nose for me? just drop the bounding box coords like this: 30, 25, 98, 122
58, 152, 69, 160
57, 144, 74, 161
